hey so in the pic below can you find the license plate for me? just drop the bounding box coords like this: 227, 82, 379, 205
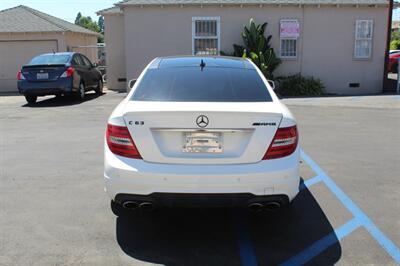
182, 131, 223, 153
37, 73, 49, 80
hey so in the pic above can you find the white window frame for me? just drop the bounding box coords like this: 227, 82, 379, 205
279, 19, 299, 59
280, 39, 297, 59
354, 19, 373, 59
192, 16, 221, 55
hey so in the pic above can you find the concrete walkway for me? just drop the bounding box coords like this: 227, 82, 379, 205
282, 95, 400, 109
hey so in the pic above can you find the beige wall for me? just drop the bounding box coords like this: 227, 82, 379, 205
0, 32, 67, 50
65, 32, 98, 62
104, 14, 126, 91
105, 4, 387, 94
301, 6, 387, 94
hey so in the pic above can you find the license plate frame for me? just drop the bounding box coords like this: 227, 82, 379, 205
37, 73, 49, 80
182, 131, 223, 153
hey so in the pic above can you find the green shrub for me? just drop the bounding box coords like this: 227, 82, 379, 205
221, 19, 281, 79
391, 31, 400, 42
390, 40, 400, 50
276, 74, 325, 97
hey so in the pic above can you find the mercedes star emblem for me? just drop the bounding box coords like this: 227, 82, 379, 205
196, 115, 209, 128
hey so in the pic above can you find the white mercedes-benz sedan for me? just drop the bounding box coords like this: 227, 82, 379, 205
104, 56, 300, 213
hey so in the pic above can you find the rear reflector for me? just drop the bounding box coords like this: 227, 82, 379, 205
263, 125, 298, 160
106, 124, 142, 159
60, 67, 74, 78
17, 71, 25, 80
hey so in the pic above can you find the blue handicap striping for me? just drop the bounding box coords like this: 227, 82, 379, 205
281, 218, 361, 266
300, 174, 323, 191
233, 210, 259, 266
235, 150, 400, 266
301, 150, 400, 264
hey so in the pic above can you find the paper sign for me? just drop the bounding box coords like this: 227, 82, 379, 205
280, 20, 300, 38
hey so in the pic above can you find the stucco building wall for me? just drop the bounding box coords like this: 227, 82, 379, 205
103, 4, 387, 94
104, 14, 126, 91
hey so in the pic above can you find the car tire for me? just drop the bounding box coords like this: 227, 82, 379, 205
25, 95, 37, 104
75, 82, 85, 100
393, 64, 398, 74
95, 79, 103, 95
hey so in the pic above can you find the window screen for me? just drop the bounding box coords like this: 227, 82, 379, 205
132, 67, 272, 102
192, 17, 220, 55
279, 19, 299, 58
355, 20, 373, 59
280, 39, 297, 58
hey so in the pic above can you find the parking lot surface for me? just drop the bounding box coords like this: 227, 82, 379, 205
0, 92, 399, 265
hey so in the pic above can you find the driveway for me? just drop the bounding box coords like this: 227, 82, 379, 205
0, 92, 399, 265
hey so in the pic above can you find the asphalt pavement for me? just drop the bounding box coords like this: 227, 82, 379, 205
0, 91, 399, 265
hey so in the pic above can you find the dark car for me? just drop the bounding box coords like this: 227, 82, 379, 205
17, 52, 103, 104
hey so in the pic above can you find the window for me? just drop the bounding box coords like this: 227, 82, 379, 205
80, 54, 92, 67
72, 55, 83, 66
132, 68, 272, 102
192, 17, 220, 55
28, 54, 70, 65
354, 20, 373, 59
280, 39, 297, 58
279, 19, 299, 58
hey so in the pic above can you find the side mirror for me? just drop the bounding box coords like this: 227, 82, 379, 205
128, 79, 137, 89
267, 80, 276, 90
92, 62, 98, 68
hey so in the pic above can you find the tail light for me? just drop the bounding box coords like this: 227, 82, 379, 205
106, 124, 142, 159
17, 71, 25, 80
60, 67, 74, 78
263, 125, 298, 160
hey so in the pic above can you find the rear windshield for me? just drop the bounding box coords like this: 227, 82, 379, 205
28, 54, 71, 65
131, 67, 272, 102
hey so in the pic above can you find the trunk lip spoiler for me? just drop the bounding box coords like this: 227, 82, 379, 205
150, 128, 255, 133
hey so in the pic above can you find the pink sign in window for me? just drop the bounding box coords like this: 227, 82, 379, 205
280, 20, 300, 38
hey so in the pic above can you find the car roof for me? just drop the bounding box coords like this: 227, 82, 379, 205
150, 56, 255, 70
37, 52, 75, 57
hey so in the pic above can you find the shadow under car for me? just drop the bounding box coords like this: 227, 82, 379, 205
115, 184, 341, 266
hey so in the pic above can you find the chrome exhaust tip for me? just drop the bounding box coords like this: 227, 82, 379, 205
264, 202, 281, 211
247, 203, 264, 212
122, 201, 139, 210
139, 202, 155, 212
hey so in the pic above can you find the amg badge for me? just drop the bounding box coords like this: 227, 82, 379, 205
252, 122, 277, 126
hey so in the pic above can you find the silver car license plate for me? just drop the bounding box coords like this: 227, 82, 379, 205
183, 131, 222, 153
37, 73, 49, 80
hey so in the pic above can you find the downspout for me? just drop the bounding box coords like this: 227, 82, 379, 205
383, 0, 393, 93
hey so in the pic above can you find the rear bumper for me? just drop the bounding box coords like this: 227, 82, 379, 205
104, 145, 300, 204
18, 78, 73, 96
114, 193, 289, 208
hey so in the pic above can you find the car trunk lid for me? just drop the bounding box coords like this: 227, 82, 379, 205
122, 101, 283, 164
21, 64, 67, 82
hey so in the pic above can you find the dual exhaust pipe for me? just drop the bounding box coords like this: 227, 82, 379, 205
122, 201, 155, 211
247, 201, 282, 212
